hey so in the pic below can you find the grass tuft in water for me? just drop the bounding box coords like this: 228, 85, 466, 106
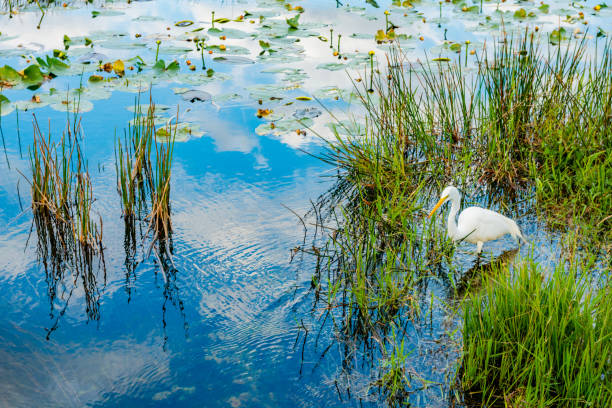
26, 113, 105, 331
114, 95, 175, 255
460, 258, 612, 406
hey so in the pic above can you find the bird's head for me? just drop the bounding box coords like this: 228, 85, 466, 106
428, 186, 460, 218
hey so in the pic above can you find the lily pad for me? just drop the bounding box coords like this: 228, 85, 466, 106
78, 52, 109, 64
317, 62, 346, 71
0, 65, 21, 84
213, 56, 255, 64
293, 107, 322, 119
49, 98, 94, 113
0, 101, 15, 117
255, 117, 314, 136
175, 20, 194, 27
180, 90, 213, 103
22, 65, 44, 89
207, 28, 252, 39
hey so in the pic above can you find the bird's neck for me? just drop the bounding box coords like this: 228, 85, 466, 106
446, 198, 460, 240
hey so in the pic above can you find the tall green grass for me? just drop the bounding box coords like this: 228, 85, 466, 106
303, 33, 611, 405
461, 258, 611, 406
114, 97, 175, 253
27, 113, 105, 325
354, 34, 611, 239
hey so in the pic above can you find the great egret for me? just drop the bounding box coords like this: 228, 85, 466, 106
428, 186, 526, 253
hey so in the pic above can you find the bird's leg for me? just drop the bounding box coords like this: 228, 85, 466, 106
476, 241, 483, 254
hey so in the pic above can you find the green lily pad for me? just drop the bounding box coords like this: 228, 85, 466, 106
0, 102, 14, 117
213, 56, 255, 64
286, 14, 300, 29
22, 65, 44, 88
316, 62, 346, 71
49, 98, 94, 113
175, 20, 194, 27
180, 90, 212, 103
176, 72, 231, 85
133, 15, 165, 22
0, 65, 21, 84
255, 117, 314, 136
91, 10, 125, 18
207, 28, 252, 39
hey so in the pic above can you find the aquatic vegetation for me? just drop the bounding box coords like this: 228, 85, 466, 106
461, 258, 612, 406
115, 100, 153, 219
1, 0, 611, 405
300, 31, 612, 404
115, 96, 175, 251
148, 123, 174, 245
27, 112, 105, 335
364, 35, 610, 239
299, 66, 454, 403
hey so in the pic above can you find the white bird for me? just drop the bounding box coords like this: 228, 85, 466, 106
428, 186, 526, 254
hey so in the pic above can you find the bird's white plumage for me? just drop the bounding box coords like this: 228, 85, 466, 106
428, 186, 525, 253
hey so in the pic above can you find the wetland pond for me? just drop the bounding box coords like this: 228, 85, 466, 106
0, 0, 610, 407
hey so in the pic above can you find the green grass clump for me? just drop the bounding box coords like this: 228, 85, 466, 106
114, 97, 175, 251
461, 259, 611, 406
115, 103, 153, 219
27, 113, 105, 325
351, 35, 612, 241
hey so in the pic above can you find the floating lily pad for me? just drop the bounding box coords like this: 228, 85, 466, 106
255, 117, 314, 136
175, 20, 194, 27
13, 98, 50, 111
91, 10, 125, 18
206, 45, 251, 55
317, 62, 347, 71
176, 72, 231, 85
247, 84, 292, 100
213, 93, 245, 104
78, 52, 109, 64
133, 15, 165, 22
180, 90, 212, 103
127, 104, 173, 114
97, 39, 147, 50
207, 28, 252, 39
213, 56, 255, 64
0, 102, 14, 117
156, 45, 193, 55
293, 107, 322, 119
0, 95, 14, 116
49, 98, 94, 113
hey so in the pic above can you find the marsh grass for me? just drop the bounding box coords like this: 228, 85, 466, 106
354, 34, 611, 238
460, 258, 611, 407
300, 33, 611, 405
26, 113, 105, 333
114, 96, 175, 260
114, 97, 183, 340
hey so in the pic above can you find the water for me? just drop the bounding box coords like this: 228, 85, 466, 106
1, 0, 610, 406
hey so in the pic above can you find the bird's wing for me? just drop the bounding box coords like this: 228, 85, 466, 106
457, 207, 513, 242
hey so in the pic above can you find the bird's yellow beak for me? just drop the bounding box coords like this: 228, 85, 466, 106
428, 195, 448, 218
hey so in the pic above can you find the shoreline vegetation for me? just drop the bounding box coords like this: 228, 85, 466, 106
301, 33, 611, 406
